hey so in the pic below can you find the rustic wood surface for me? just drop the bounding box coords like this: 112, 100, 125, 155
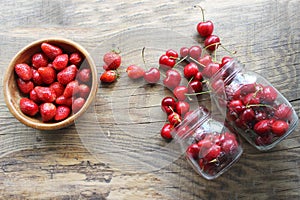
0, 0, 299, 199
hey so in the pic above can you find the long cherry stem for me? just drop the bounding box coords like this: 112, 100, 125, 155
188, 57, 206, 68
185, 90, 211, 96
194, 5, 205, 22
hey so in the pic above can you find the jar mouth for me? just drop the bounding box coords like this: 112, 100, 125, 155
171, 106, 210, 141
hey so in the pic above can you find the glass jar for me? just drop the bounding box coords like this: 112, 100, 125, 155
171, 106, 243, 180
209, 59, 299, 151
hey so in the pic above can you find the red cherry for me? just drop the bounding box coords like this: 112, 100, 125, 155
183, 63, 199, 80
180, 47, 189, 58
194, 71, 203, 81
198, 55, 213, 68
197, 20, 214, 37
160, 123, 174, 140
240, 108, 255, 123
143, 67, 160, 84
163, 69, 181, 89
204, 144, 221, 161
261, 86, 277, 103
159, 49, 178, 70
228, 100, 246, 114
221, 138, 238, 154
168, 112, 182, 126
243, 93, 260, 105
188, 80, 203, 93
271, 120, 289, 136
126, 65, 145, 79
220, 56, 233, 67
204, 35, 220, 51
173, 85, 188, 101
253, 120, 272, 136
240, 83, 257, 96
274, 103, 292, 120
175, 101, 190, 116
202, 62, 221, 78
186, 143, 200, 160
188, 45, 202, 60
161, 96, 176, 115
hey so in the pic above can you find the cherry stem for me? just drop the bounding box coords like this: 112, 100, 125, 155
142, 47, 147, 68
188, 57, 206, 69
185, 90, 211, 96
174, 56, 188, 68
220, 45, 237, 55
204, 42, 221, 51
194, 5, 205, 22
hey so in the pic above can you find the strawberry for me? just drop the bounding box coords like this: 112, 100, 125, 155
40, 103, 57, 122
32, 69, 44, 85
78, 84, 90, 98
100, 70, 118, 83
56, 96, 73, 107
57, 64, 78, 85
31, 53, 48, 69
29, 89, 41, 104
126, 65, 145, 79
38, 66, 56, 85
53, 54, 68, 71
20, 98, 39, 117
69, 52, 82, 66
16, 78, 34, 94
14, 63, 32, 81
35, 86, 56, 103
41, 42, 63, 60
50, 82, 65, 97
72, 97, 85, 114
54, 105, 71, 121
77, 68, 91, 83
103, 51, 121, 70
63, 80, 79, 98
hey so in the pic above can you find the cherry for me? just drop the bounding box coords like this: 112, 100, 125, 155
143, 67, 160, 84
240, 83, 258, 96
240, 108, 255, 123
274, 103, 292, 120
188, 45, 202, 60
194, 71, 203, 81
188, 79, 203, 93
183, 63, 199, 80
195, 5, 214, 37
243, 93, 260, 105
261, 86, 277, 103
228, 100, 246, 114
180, 47, 189, 58
202, 62, 221, 78
221, 138, 238, 154
204, 35, 220, 51
271, 120, 289, 136
160, 123, 174, 140
161, 96, 176, 115
220, 56, 233, 68
163, 69, 182, 89
255, 111, 267, 121
186, 143, 200, 159
175, 101, 190, 116
126, 65, 145, 79
173, 85, 188, 101
159, 49, 178, 70
168, 112, 182, 126
255, 134, 273, 146
198, 55, 213, 68
204, 144, 221, 161
253, 119, 271, 136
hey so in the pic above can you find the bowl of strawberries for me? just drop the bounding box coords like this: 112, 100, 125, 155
3, 38, 98, 130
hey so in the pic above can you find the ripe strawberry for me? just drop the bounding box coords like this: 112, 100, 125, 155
126, 65, 145, 79
35, 86, 56, 103
32, 69, 44, 85
40, 103, 57, 122
54, 105, 71, 121
38, 66, 56, 85
29, 89, 41, 104
16, 78, 34, 94
55, 95, 73, 107
50, 82, 65, 97
77, 68, 91, 83
57, 64, 78, 85
78, 84, 90, 98
14, 63, 32, 81
53, 54, 69, 71
100, 70, 118, 83
31, 53, 48, 69
103, 51, 121, 70
72, 97, 85, 114
69, 52, 82, 66
63, 80, 79, 98
20, 98, 39, 117
41, 42, 63, 60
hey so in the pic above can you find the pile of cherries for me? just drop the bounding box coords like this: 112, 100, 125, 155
16, 42, 92, 122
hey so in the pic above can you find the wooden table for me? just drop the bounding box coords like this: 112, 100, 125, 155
0, 0, 299, 199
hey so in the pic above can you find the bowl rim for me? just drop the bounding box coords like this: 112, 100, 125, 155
3, 37, 98, 130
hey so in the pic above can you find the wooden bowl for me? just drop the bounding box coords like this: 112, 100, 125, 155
3, 38, 98, 130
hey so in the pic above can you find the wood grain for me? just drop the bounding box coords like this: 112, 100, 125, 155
0, 0, 299, 199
